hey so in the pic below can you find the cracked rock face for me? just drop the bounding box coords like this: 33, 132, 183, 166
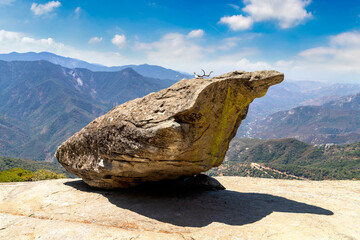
55, 70, 284, 189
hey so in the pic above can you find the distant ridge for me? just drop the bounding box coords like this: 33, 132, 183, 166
0, 60, 174, 161
0, 52, 192, 81
238, 80, 360, 139
241, 93, 360, 145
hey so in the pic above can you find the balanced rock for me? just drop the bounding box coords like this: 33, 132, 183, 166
55, 70, 284, 189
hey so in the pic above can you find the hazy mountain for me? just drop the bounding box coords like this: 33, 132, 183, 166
0, 52, 192, 81
108, 64, 192, 81
239, 93, 360, 145
0, 115, 30, 153
239, 81, 360, 136
244, 81, 360, 121
65, 67, 173, 105
208, 138, 360, 180
0, 52, 96, 70
0, 60, 174, 161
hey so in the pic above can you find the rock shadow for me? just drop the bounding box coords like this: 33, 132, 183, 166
64, 179, 334, 228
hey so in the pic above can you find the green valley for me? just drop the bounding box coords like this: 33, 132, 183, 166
208, 138, 360, 180
0, 155, 72, 178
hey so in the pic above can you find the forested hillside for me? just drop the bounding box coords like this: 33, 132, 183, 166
0, 155, 71, 176
208, 138, 360, 180
0, 60, 173, 161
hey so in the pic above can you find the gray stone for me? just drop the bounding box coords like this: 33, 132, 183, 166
55, 70, 284, 189
185, 174, 226, 190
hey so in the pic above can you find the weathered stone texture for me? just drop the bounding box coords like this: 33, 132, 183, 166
55, 70, 284, 188
1, 178, 356, 240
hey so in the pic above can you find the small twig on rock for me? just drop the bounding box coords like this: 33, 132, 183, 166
194, 69, 213, 79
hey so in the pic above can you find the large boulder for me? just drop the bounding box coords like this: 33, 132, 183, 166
55, 70, 284, 188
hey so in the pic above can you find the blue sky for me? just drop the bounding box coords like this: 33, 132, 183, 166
0, 0, 360, 83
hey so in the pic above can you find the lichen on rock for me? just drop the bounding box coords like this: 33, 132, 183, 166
55, 70, 284, 189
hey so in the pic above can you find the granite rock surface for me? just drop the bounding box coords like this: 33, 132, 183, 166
1, 177, 358, 240
55, 71, 283, 188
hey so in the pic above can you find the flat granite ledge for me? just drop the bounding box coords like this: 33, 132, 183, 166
0, 177, 359, 240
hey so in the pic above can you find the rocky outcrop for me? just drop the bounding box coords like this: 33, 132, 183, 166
2, 177, 356, 240
55, 71, 284, 188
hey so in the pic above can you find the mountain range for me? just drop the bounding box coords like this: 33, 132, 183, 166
1, 51, 360, 164
0, 60, 174, 161
240, 93, 360, 145
240, 80, 360, 123
0, 52, 192, 81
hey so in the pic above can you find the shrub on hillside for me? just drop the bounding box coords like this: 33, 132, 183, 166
0, 168, 34, 182
31, 169, 66, 181
0, 168, 66, 182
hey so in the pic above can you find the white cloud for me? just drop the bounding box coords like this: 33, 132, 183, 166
0, 29, 64, 53
330, 31, 360, 47
31, 1, 61, 16
243, 0, 312, 28
187, 29, 204, 39
228, 4, 240, 10
88, 37, 103, 44
214, 35, 261, 53
74, 6, 81, 18
0, 0, 15, 6
133, 41, 152, 51
217, 34, 261, 51
133, 32, 204, 67
270, 31, 360, 83
298, 31, 360, 72
21, 36, 64, 48
0, 29, 130, 67
236, 58, 271, 70
220, 0, 311, 31
0, 29, 272, 78
132, 31, 268, 75
0, 29, 20, 41
111, 34, 126, 49
217, 37, 242, 50
275, 60, 294, 67
219, 15, 253, 31
208, 52, 271, 70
